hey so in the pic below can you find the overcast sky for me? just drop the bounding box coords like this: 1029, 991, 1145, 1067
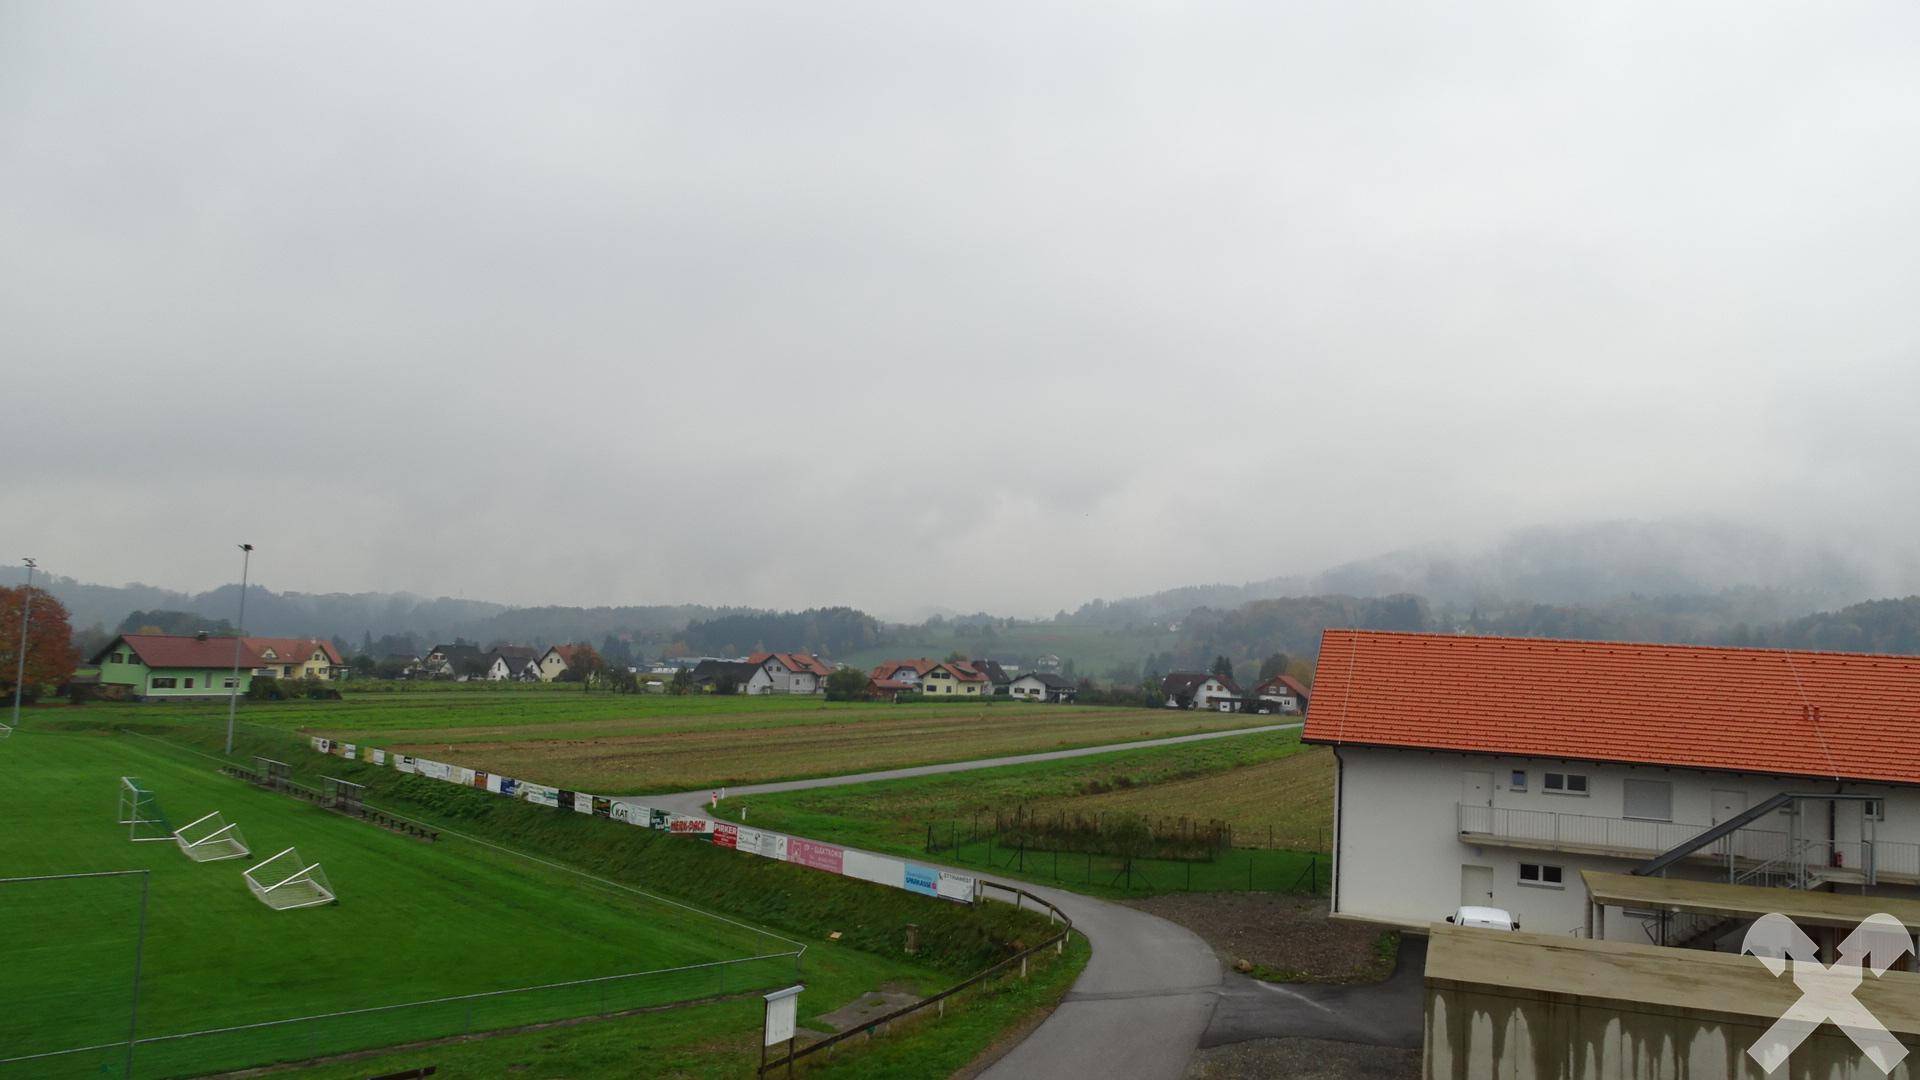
5, 2, 1919, 618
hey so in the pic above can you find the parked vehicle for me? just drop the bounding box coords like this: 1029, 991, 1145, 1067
1446, 905, 1519, 931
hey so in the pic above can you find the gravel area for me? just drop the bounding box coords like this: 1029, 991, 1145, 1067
1121, 892, 1394, 982
1185, 1037, 1421, 1079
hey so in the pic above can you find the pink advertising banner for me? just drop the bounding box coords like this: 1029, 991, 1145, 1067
786, 838, 845, 874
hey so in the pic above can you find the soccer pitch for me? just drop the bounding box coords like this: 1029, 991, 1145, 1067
0, 730, 799, 1079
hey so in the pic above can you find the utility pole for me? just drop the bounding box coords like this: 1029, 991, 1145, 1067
10, 557, 36, 731
225, 544, 253, 754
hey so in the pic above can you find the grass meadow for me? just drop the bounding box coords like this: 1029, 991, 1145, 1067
53, 689, 1273, 794
0, 728, 935, 1079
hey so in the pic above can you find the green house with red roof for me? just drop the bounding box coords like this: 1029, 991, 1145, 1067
92, 633, 265, 699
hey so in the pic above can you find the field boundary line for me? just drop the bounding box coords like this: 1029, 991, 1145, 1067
116, 726, 809, 955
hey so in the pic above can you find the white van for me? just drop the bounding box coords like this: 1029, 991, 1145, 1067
1446, 905, 1519, 931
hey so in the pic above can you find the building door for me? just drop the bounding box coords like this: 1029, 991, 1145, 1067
1462, 771, 1493, 805
1461, 864, 1494, 906
1712, 790, 1747, 860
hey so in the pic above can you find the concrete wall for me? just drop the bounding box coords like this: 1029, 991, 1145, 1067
1335, 746, 1920, 939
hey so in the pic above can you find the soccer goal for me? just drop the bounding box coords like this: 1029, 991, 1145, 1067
117, 776, 172, 842
173, 811, 251, 863
243, 847, 336, 910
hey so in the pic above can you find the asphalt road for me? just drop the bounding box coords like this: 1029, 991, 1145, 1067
618, 722, 1308, 1079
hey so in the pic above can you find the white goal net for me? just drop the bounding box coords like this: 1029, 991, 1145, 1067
117, 776, 172, 842
243, 847, 336, 910
173, 810, 251, 863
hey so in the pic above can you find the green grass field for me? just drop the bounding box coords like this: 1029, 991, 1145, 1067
50, 692, 1273, 794
0, 728, 935, 1079
730, 730, 1334, 898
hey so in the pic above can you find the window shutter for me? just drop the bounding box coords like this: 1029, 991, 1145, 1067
1623, 779, 1673, 822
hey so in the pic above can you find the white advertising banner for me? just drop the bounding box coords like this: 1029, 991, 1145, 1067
936, 871, 975, 904
732, 826, 787, 861
484, 773, 503, 794
611, 802, 648, 825
521, 783, 560, 808
370, 748, 387, 766
414, 759, 452, 781
450, 766, 476, 786
310, 736, 329, 754
843, 850, 906, 889
572, 792, 595, 814
394, 754, 417, 774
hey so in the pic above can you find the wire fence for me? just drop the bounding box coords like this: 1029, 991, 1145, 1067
925, 820, 1329, 896
3, 951, 800, 1080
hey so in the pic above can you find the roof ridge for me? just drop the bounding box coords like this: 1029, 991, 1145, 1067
1326, 628, 1920, 664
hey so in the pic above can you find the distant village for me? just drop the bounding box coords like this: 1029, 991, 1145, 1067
81, 631, 1308, 714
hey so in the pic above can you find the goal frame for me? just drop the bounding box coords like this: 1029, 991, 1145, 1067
243, 847, 336, 910
173, 810, 251, 863
117, 776, 172, 842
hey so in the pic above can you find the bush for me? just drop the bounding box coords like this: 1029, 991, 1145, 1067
246, 676, 284, 701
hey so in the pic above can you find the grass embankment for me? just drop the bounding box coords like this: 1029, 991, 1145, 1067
40, 694, 1276, 794
731, 732, 1334, 900
80, 717, 1086, 1075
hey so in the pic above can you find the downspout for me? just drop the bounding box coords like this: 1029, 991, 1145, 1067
1331, 746, 1345, 914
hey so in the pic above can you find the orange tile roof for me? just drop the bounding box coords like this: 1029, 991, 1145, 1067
245, 637, 344, 666
1303, 630, 1920, 785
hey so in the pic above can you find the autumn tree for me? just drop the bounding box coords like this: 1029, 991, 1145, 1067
0, 587, 81, 702
564, 643, 606, 689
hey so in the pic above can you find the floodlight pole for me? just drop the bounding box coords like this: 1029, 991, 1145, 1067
125, 869, 150, 1078
10, 557, 35, 730
225, 544, 253, 755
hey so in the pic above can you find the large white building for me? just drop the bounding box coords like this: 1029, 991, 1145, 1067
1307, 630, 1920, 951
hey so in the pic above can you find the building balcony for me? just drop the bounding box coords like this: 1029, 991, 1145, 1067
1455, 803, 1920, 885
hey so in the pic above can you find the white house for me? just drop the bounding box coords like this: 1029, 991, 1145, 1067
482, 645, 540, 681
1161, 672, 1242, 711
1252, 673, 1308, 714
1308, 630, 1920, 951
1010, 672, 1076, 703
748, 652, 832, 694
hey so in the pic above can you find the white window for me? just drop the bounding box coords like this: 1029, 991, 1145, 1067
1518, 862, 1564, 888
1544, 772, 1589, 795
1510, 770, 1527, 791
1624, 779, 1673, 821
223, 677, 239, 689
1865, 799, 1887, 822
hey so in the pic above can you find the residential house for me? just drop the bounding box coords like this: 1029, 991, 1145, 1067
865, 675, 917, 702
245, 637, 345, 680
870, 658, 939, 689
421, 643, 485, 679
748, 652, 833, 694
1161, 672, 1242, 711
690, 659, 762, 693
1306, 629, 1920, 949
536, 644, 584, 682
1252, 673, 1309, 714
482, 645, 541, 681
1009, 672, 1077, 703
970, 659, 1013, 696
92, 633, 263, 699
920, 661, 990, 697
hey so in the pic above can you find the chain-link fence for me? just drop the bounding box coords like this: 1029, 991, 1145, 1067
925, 819, 1329, 896
3, 950, 799, 1079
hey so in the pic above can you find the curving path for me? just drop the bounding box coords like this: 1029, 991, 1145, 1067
622, 722, 1303, 1078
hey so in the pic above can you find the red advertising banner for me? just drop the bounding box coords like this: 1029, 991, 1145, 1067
786, 838, 844, 874
713, 823, 739, 849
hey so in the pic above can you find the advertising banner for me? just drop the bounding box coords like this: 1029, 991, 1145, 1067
668, 814, 713, 836
521, 783, 559, 808
904, 864, 940, 897
592, 796, 613, 817
732, 826, 786, 860
936, 871, 975, 904
787, 838, 845, 874
450, 766, 476, 786
573, 792, 595, 814
369, 749, 387, 766
484, 773, 503, 794
498, 777, 518, 797
341, 743, 357, 761
713, 823, 739, 848
310, 736, 329, 754
414, 759, 452, 781
611, 802, 647, 825
843, 850, 905, 888
395, 754, 417, 774
473, 771, 490, 790
649, 808, 673, 831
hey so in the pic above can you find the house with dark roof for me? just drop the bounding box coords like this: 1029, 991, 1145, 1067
422, 643, 486, 679
481, 645, 540, 681
1305, 629, 1920, 947
969, 659, 1013, 696
689, 659, 762, 693
1252, 673, 1309, 714
1161, 672, 1242, 711
93, 633, 265, 699
1009, 671, 1076, 703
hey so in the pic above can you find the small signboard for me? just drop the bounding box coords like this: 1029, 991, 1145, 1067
763, 985, 802, 1046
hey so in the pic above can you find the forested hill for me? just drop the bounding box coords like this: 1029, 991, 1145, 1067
1739, 596, 1920, 655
